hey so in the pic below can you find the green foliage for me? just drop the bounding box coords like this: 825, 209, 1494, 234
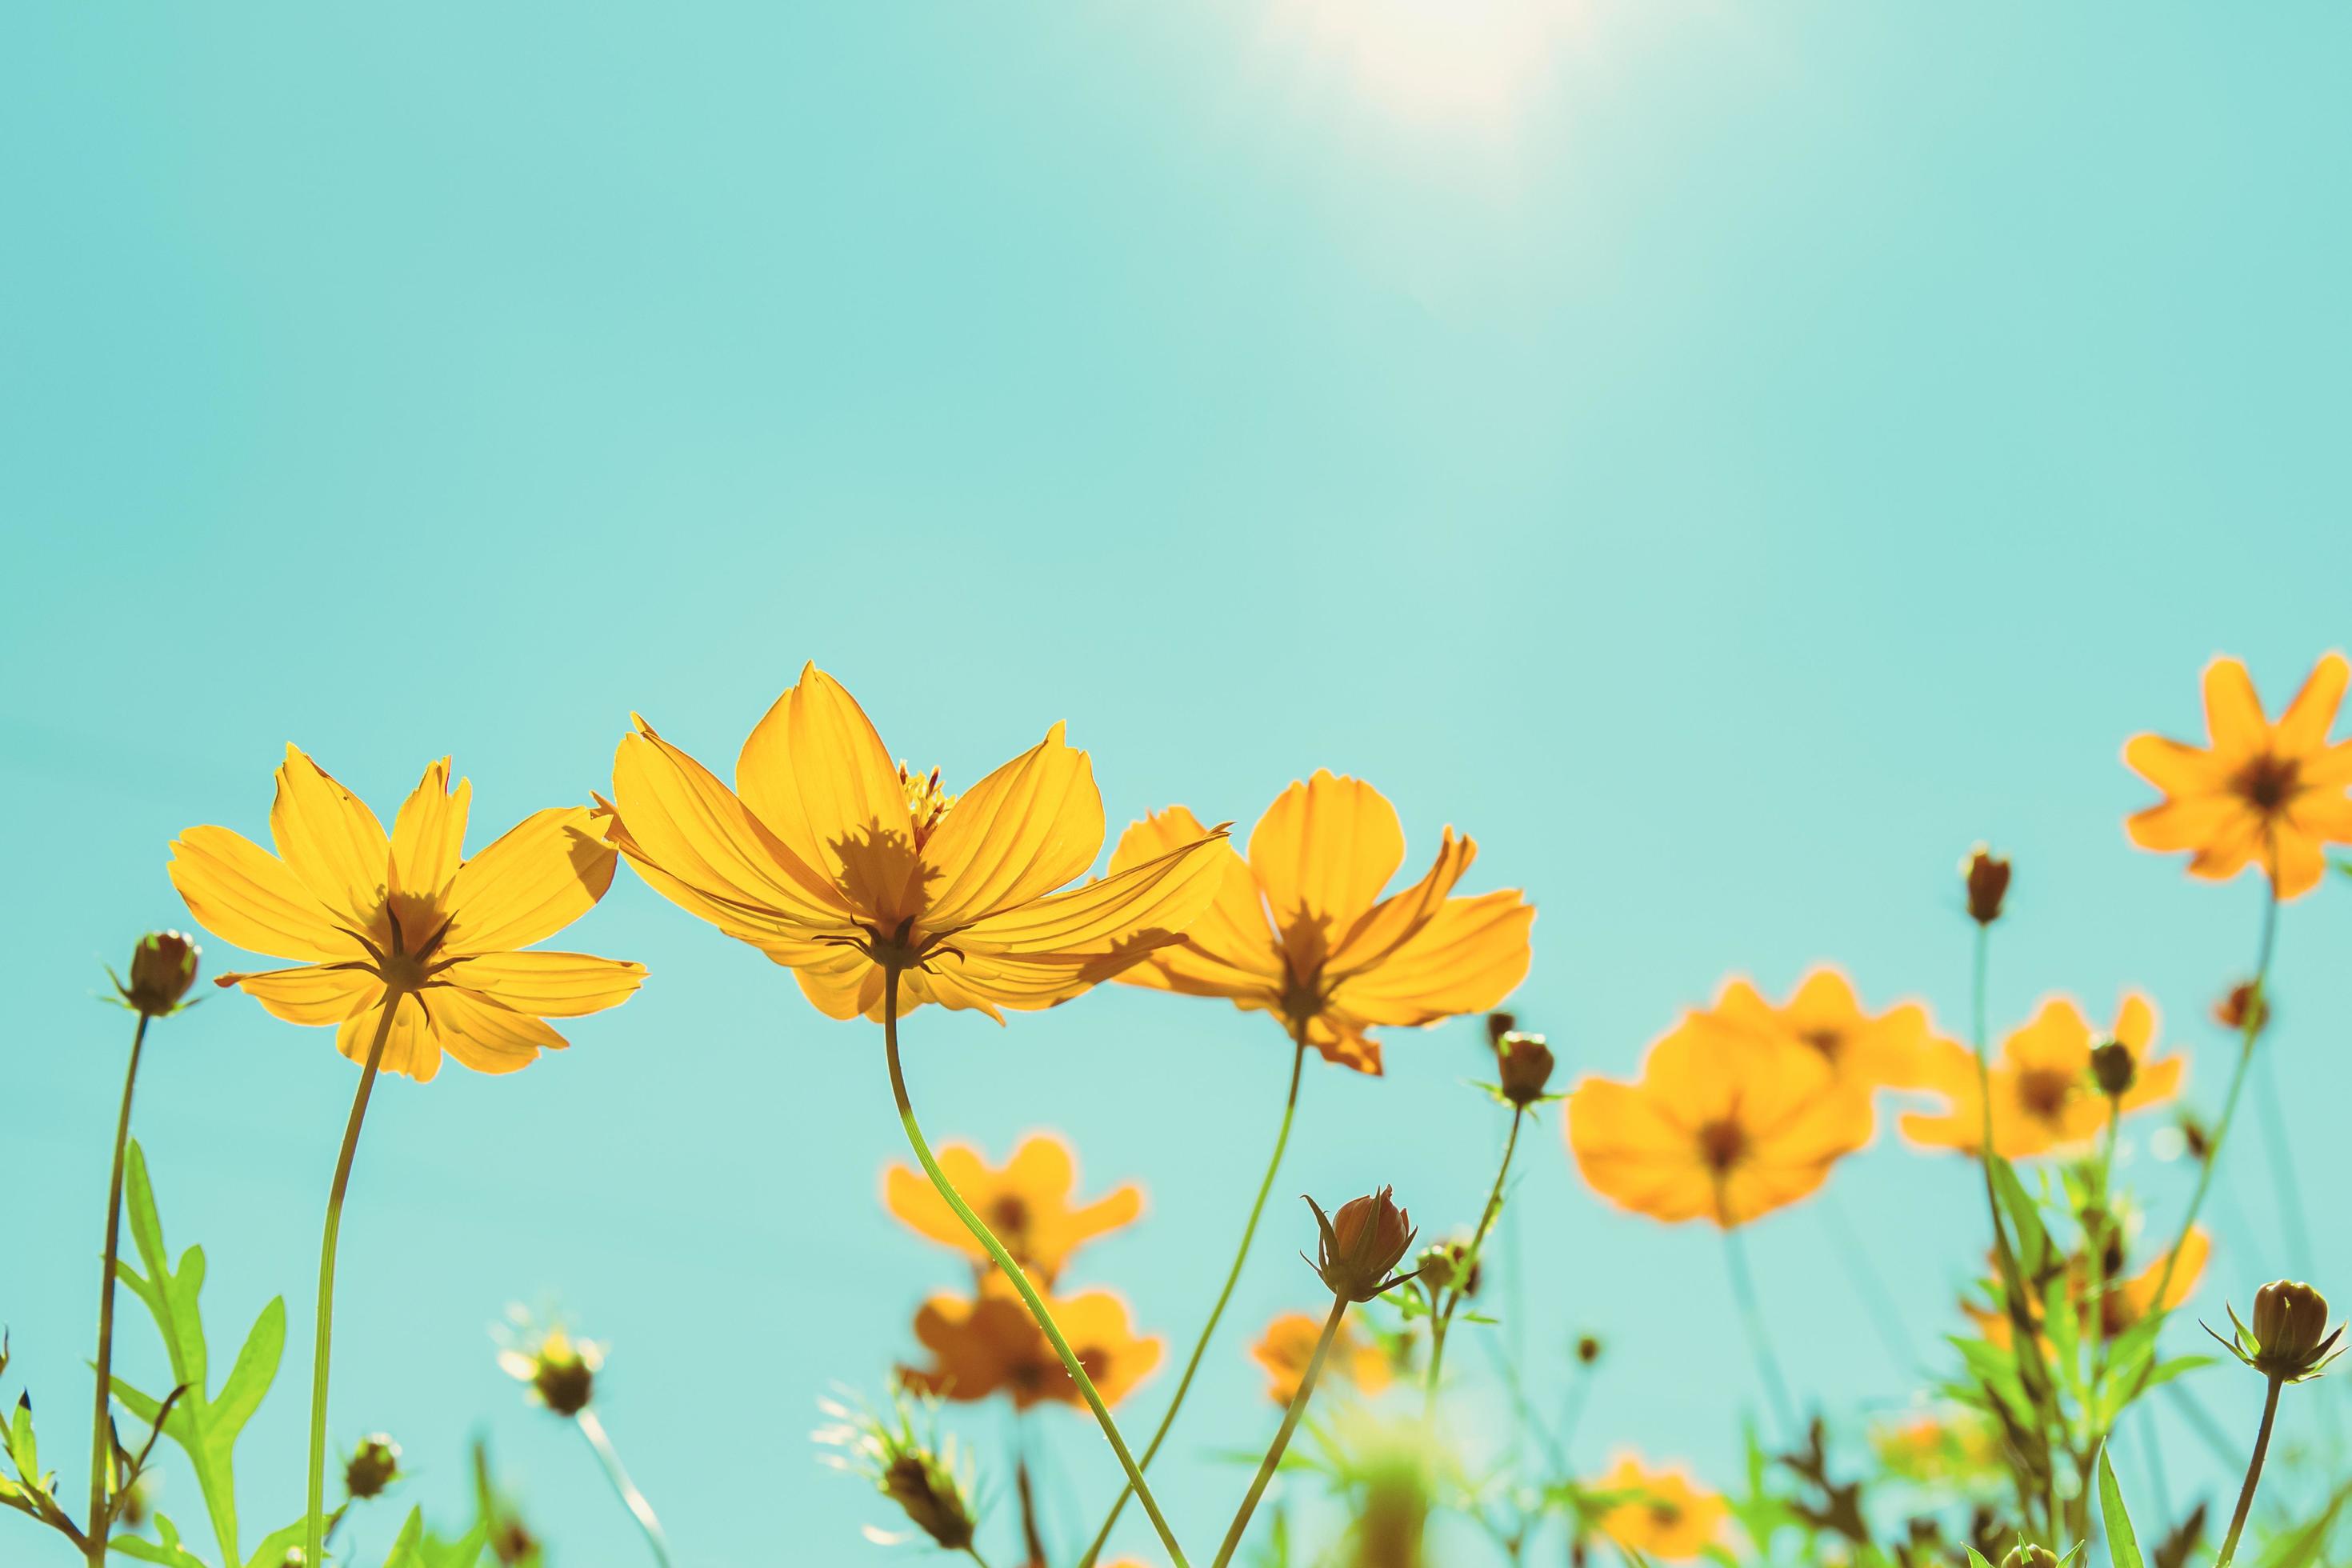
2098, 1447, 2144, 1568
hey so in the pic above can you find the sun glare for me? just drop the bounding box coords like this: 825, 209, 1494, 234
1264, 0, 1583, 130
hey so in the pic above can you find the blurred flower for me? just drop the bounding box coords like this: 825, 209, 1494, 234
882, 1131, 1141, 1285
1575, 1334, 1603, 1365
1902, 994, 2183, 1158
1968, 1229, 2210, 1348
2212, 1280, 2345, 1383
117, 930, 201, 1017
602, 665, 1230, 1022
1251, 1310, 1394, 1405
2089, 1038, 2137, 1098
814, 1379, 979, 1551
1110, 771, 1534, 1074
171, 750, 643, 1082
1962, 846, 2011, 926
1307, 1187, 1418, 1301
1414, 1237, 1478, 1296
2122, 652, 2352, 898
1698, 966, 1939, 1102
2214, 981, 2270, 1038
1870, 1411, 1998, 1485
1590, 1454, 1726, 1561
495, 1308, 604, 1417
342, 1434, 402, 1500
1567, 1019, 1870, 1228
899, 1270, 1162, 1411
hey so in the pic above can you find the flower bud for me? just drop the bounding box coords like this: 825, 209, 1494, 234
2214, 982, 2270, 1038
490, 1518, 538, 1566
1306, 1187, 1418, 1302
2089, 1040, 2136, 1098
2214, 1279, 2346, 1383
882, 1453, 978, 1551
1496, 1031, 1556, 1109
343, 1433, 402, 1500
122, 931, 200, 1017
1575, 1334, 1603, 1365
1962, 846, 2010, 926
498, 1318, 602, 1417
1415, 1239, 1479, 1297
2001, 1547, 2059, 1568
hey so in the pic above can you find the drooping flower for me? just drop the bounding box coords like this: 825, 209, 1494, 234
1250, 1310, 1395, 1405
1901, 994, 2183, 1159
882, 1132, 1142, 1285
2122, 653, 2352, 898
1698, 966, 1938, 1102
601, 665, 1230, 1022
1590, 1455, 1726, 1561
169, 749, 642, 1081
898, 1270, 1162, 1411
1109, 772, 1534, 1073
1566, 1020, 1870, 1228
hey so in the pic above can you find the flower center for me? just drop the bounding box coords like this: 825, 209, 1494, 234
366, 890, 449, 990
1648, 1501, 1685, 1530
898, 762, 956, 850
2234, 751, 2300, 813
2015, 1067, 2074, 1119
1797, 1026, 1842, 1060
1695, 1118, 1747, 1174
988, 1194, 1031, 1241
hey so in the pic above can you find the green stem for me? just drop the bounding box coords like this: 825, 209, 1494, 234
1814, 1189, 1910, 1377
1078, 1030, 1307, 1568
87, 1012, 151, 1562
882, 966, 1190, 1568
304, 999, 398, 1568
577, 1407, 674, 1567
1424, 1108, 1524, 1422
1214, 1294, 1346, 1568
2215, 1375, 2283, 1568
1721, 1222, 1796, 1444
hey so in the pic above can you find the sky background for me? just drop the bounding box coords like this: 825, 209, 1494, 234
5, 3, 2350, 1565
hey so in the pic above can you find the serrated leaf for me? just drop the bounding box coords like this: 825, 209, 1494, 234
2099, 1446, 2144, 1568
113, 1510, 211, 1568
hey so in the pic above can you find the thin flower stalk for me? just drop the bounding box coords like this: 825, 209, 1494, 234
576, 1408, 673, 1568
85, 1012, 151, 1565
2215, 1374, 2284, 1568
1078, 1028, 1309, 1568
1424, 1106, 1525, 1424
1720, 1218, 1795, 1444
880, 966, 1190, 1568
1214, 1295, 1346, 1568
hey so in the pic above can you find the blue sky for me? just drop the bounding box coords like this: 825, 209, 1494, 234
5, 3, 2350, 1564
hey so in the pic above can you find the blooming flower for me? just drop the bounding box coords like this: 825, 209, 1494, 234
1698, 966, 1938, 1102
898, 1270, 1162, 1411
602, 665, 1230, 1022
494, 1308, 606, 1417
1590, 1455, 1726, 1561
882, 1132, 1142, 1285
1901, 994, 2183, 1159
1110, 771, 1534, 1073
169, 749, 642, 1081
1567, 1019, 1870, 1227
2123, 653, 2352, 898
1250, 1310, 1394, 1405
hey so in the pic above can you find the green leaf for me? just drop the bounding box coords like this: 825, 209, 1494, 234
2098, 1446, 2144, 1568
6, 1394, 37, 1486
1990, 1157, 2050, 1273
115, 1142, 288, 1568
243, 1508, 340, 1568
2258, 1475, 2352, 1568
111, 1510, 212, 1568
1966, 1551, 1998, 1568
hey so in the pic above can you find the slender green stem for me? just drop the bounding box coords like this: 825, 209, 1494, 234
1078, 1030, 1307, 1568
1721, 1222, 1796, 1444
1424, 1109, 1524, 1422
1214, 1294, 1346, 1568
882, 966, 1190, 1568
577, 1407, 674, 1567
2215, 1375, 2283, 1568
963, 1549, 998, 1568
304, 999, 398, 1568
1814, 1190, 1910, 1377
86, 1012, 151, 1563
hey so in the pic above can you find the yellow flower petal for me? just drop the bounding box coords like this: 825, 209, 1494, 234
270, 746, 390, 924
610, 726, 851, 935
219, 964, 379, 1025
390, 757, 471, 898
1246, 771, 1404, 958
734, 664, 914, 898
2202, 657, 2267, 754
2276, 650, 2349, 754
439, 951, 646, 1018
428, 985, 568, 1074
337, 990, 439, 1082
956, 828, 1229, 955
1328, 888, 1532, 1027
168, 826, 361, 963
441, 806, 619, 956
920, 723, 1105, 931
1108, 807, 1284, 1002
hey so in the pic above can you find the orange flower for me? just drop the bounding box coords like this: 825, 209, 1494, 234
169, 748, 642, 1082
898, 1270, 1162, 1412
1967, 1229, 2210, 1349
1590, 1455, 1726, 1561
602, 665, 1230, 1023
1566, 1018, 1870, 1227
1700, 966, 1938, 1098
1249, 1310, 1394, 1405
2123, 653, 2352, 898
1108, 771, 1534, 1073
882, 1133, 1142, 1285
1901, 994, 2183, 1159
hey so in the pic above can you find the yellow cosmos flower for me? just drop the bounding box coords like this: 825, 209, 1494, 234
2123, 652, 2352, 898
1250, 1310, 1393, 1406
898, 1270, 1162, 1412
1698, 966, 1938, 1102
168, 748, 643, 1082
1901, 994, 2183, 1159
600, 665, 1230, 1022
1567, 1019, 1870, 1228
1590, 1455, 1726, 1562
882, 1132, 1143, 1286
1109, 771, 1534, 1073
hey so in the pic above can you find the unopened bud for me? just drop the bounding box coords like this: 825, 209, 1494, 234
122, 931, 200, 1017
1496, 1031, 1556, 1108
882, 1454, 978, 1551
1306, 1187, 1418, 1302
1575, 1334, 1602, 1365
344, 1433, 402, 1499
1415, 1239, 1479, 1297
2215, 982, 2270, 1038
2219, 1280, 2346, 1383
1962, 846, 2010, 926
1485, 1012, 1517, 1047
2001, 1547, 2059, 1568
2089, 1040, 2136, 1098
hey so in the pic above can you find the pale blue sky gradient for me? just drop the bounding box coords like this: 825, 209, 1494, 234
5, 4, 2350, 1565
